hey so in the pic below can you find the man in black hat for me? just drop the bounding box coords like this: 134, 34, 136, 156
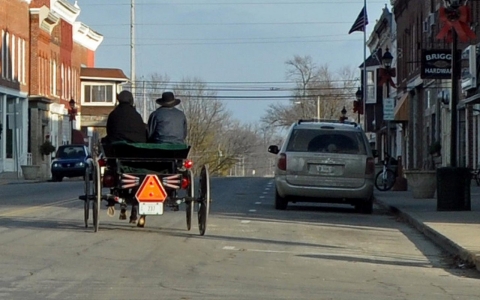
104, 90, 147, 222
105, 90, 147, 144
147, 91, 187, 144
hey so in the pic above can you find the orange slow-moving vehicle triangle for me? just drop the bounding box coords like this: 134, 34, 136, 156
135, 175, 167, 202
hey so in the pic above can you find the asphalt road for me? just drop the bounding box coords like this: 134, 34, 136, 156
0, 177, 479, 300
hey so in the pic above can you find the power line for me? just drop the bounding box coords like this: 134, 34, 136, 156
107, 34, 344, 41
101, 38, 361, 46
82, 1, 386, 6
131, 94, 356, 99
132, 79, 359, 84
131, 87, 357, 92
91, 21, 352, 27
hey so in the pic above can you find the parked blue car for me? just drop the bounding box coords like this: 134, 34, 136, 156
51, 144, 90, 182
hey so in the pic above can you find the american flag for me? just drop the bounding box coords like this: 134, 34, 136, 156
348, 6, 368, 34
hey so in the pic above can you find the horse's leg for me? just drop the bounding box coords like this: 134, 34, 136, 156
130, 199, 138, 224
119, 203, 127, 220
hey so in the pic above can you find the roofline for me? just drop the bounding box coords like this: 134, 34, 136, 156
81, 76, 129, 82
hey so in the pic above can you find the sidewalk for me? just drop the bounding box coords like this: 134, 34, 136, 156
374, 184, 480, 272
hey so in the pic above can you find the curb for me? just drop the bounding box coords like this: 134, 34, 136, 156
0, 180, 46, 185
374, 198, 480, 272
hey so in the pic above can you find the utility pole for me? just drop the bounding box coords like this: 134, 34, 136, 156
130, 0, 136, 99
450, 29, 458, 167
317, 96, 320, 120
142, 78, 147, 120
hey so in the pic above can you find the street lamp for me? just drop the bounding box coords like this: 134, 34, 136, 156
68, 98, 77, 144
381, 48, 394, 156
339, 106, 347, 123
443, 0, 460, 8
382, 48, 393, 68
354, 87, 363, 123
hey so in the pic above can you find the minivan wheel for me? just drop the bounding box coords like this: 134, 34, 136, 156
275, 190, 288, 210
52, 174, 63, 182
358, 197, 373, 214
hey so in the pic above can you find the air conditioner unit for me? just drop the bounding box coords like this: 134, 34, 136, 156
461, 45, 477, 91
428, 13, 435, 26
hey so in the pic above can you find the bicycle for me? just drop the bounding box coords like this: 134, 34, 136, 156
471, 164, 480, 186
375, 154, 397, 191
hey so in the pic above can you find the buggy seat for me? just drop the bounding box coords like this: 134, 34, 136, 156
101, 141, 191, 175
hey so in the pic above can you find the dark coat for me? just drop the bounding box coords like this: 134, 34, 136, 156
105, 103, 147, 143
147, 107, 187, 144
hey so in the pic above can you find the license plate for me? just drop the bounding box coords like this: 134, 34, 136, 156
139, 202, 164, 215
309, 164, 333, 174
318, 165, 332, 173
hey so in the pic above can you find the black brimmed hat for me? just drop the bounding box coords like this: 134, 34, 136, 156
156, 92, 181, 107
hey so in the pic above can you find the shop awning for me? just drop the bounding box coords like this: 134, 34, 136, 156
462, 93, 480, 105
394, 93, 409, 122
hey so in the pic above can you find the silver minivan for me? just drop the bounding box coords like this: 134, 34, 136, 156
268, 120, 375, 213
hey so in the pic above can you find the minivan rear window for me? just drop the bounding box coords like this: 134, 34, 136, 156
286, 129, 367, 154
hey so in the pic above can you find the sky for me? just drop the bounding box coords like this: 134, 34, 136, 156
75, 0, 390, 124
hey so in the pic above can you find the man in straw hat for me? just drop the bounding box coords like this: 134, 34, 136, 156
147, 91, 187, 144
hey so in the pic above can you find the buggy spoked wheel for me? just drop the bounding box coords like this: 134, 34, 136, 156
83, 163, 93, 228
197, 165, 210, 236
92, 159, 101, 232
186, 170, 194, 231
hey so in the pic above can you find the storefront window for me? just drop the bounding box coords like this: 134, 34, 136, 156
366, 70, 376, 104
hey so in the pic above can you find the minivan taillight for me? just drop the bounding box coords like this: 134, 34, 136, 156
365, 157, 375, 175
278, 153, 287, 171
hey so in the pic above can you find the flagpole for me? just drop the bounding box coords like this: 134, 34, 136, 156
363, 0, 367, 130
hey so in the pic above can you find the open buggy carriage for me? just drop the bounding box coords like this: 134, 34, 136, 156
79, 141, 211, 235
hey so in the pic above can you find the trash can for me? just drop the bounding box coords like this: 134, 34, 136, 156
436, 167, 471, 211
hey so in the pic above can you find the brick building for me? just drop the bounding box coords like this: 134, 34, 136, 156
27, 0, 103, 178
363, 0, 480, 171
0, 0, 30, 176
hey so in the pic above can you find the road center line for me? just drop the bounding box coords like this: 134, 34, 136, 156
0, 198, 78, 217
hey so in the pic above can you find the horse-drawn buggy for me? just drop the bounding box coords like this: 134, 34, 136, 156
79, 141, 210, 235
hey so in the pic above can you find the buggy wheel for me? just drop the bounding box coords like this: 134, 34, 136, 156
92, 159, 101, 232
83, 164, 92, 228
197, 165, 210, 236
186, 170, 194, 231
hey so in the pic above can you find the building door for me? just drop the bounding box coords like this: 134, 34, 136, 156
4, 97, 20, 172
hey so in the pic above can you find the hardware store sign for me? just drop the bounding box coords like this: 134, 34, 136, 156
421, 49, 452, 79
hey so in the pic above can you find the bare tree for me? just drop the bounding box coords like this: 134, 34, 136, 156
144, 73, 170, 115
172, 78, 232, 174
262, 56, 359, 127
